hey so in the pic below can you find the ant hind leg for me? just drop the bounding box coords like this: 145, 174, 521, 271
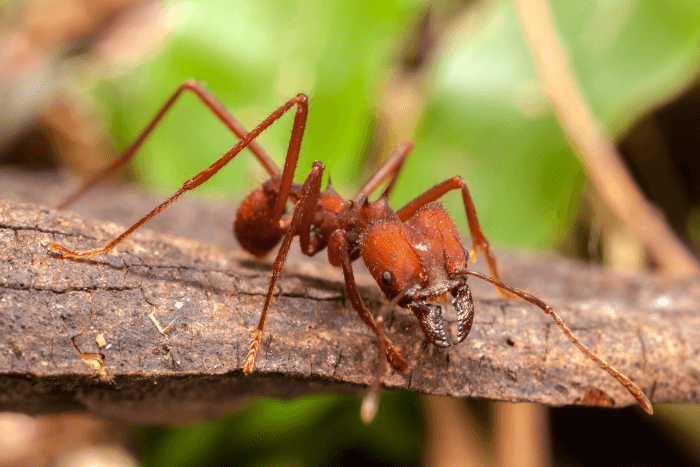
58, 79, 281, 210
47, 94, 310, 259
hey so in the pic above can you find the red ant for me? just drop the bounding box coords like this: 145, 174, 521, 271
47, 79, 652, 417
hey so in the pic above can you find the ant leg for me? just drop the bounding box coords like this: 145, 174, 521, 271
244, 161, 324, 373
361, 312, 387, 424
396, 176, 502, 285
459, 270, 653, 414
327, 229, 409, 373
352, 140, 414, 203
47, 94, 309, 260
361, 280, 419, 423
59, 79, 281, 210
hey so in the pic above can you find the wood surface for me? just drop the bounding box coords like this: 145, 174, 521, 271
1, 170, 698, 423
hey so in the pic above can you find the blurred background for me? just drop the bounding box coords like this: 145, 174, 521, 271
1, 0, 700, 465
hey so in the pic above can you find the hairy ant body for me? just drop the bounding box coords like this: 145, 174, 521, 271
48, 80, 652, 416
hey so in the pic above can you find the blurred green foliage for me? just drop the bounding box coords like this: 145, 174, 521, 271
100, 0, 425, 205
143, 392, 422, 466
412, 0, 700, 247
98, 0, 700, 249
93, 0, 700, 465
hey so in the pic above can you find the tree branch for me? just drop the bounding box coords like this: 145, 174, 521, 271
0, 170, 698, 423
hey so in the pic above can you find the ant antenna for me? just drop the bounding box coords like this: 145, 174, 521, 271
457, 270, 653, 414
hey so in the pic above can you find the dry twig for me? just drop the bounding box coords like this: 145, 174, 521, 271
515, 0, 700, 274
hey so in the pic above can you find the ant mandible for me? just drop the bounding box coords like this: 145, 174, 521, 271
47, 79, 652, 416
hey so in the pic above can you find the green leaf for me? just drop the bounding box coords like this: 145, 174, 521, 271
397, 0, 700, 248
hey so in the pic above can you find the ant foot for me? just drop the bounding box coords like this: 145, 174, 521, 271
244, 332, 262, 374
386, 344, 408, 373
45, 241, 103, 259
361, 387, 381, 424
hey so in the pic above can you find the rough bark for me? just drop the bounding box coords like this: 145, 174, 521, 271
0, 170, 698, 424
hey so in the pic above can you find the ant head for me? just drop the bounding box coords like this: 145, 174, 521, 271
360, 203, 474, 347
360, 203, 468, 298
359, 220, 424, 299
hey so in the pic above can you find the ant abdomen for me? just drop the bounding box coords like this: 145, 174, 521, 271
234, 181, 287, 257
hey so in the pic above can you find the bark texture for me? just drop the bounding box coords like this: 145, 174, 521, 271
0, 170, 698, 423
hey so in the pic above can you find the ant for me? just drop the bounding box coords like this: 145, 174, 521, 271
47, 79, 653, 417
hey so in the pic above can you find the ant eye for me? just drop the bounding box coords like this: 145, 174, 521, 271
381, 271, 393, 286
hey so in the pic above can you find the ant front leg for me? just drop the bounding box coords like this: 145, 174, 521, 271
47, 94, 309, 260
59, 79, 281, 210
396, 176, 504, 287
327, 229, 409, 373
